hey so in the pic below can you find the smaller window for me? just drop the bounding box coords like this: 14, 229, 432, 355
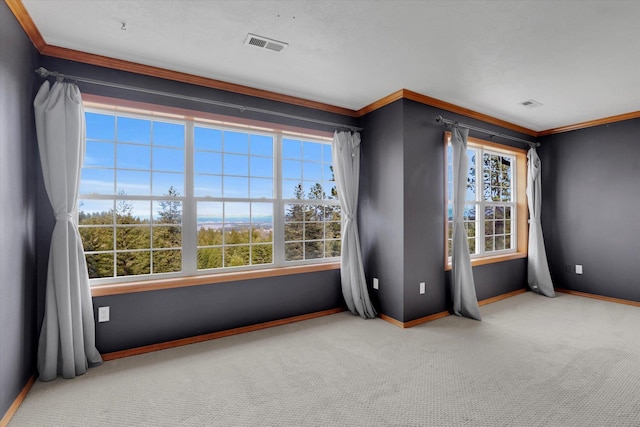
444, 132, 527, 269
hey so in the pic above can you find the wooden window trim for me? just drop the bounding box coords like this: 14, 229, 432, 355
91, 262, 341, 297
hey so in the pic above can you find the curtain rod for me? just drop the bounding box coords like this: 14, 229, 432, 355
34, 67, 362, 133
435, 115, 539, 148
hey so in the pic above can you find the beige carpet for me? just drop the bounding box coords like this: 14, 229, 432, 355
9, 292, 640, 426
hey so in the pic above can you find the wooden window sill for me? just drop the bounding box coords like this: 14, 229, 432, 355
444, 252, 527, 272
91, 262, 341, 297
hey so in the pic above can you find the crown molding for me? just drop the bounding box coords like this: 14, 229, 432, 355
538, 111, 640, 136
38, 44, 359, 117
402, 89, 538, 136
358, 89, 538, 137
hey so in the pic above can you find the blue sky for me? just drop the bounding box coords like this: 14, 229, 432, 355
80, 112, 334, 222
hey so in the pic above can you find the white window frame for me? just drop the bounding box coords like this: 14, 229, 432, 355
80, 105, 340, 286
444, 132, 528, 269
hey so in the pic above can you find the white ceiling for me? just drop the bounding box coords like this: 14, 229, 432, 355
22, 0, 640, 132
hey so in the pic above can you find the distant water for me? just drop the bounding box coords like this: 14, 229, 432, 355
198, 216, 273, 230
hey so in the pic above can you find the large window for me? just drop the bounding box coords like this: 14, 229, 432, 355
79, 107, 340, 283
444, 132, 527, 268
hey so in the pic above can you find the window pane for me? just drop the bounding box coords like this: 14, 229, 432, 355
194, 151, 222, 174
285, 203, 305, 222
86, 112, 115, 140
250, 135, 273, 156
117, 144, 150, 170
485, 237, 494, 252
326, 222, 342, 239
252, 244, 273, 265
304, 222, 323, 240
282, 160, 301, 180
194, 127, 222, 151
115, 200, 150, 224
117, 251, 150, 276
117, 171, 150, 196
304, 241, 324, 259
326, 240, 341, 257
250, 157, 273, 178
223, 154, 249, 176
153, 147, 184, 172
224, 131, 249, 154
223, 176, 249, 198
323, 144, 332, 163
86, 253, 114, 279
282, 139, 301, 159
153, 200, 182, 224
153, 122, 184, 148
323, 163, 334, 182
152, 225, 182, 249
468, 238, 476, 254
80, 169, 114, 195
197, 247, 222, 269
283, 180, 304, 200
304, 182, 325, 200
153, 250, 182, 273
79, 199, 114, 225
485, 220, 494, 236
79, 226, 114, 251
116, 226, 151, 250
285, 223, 303, 240
285, 242, 303, 261
118, 117, 151, 144
85, 141, 114, 168
152, 173, 184, 197
224, 246, 250, 267
303, 161, 322, 181
303, 141, 322, 161
194, 174, 222, 198
250, 178, 273, 199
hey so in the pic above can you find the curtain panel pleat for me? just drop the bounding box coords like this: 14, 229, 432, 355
332, 131, 376, 319
526, 148, 555, 297
451, 128, 481, 320
34, 81, 102, 381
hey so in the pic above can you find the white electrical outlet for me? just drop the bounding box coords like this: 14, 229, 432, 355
420, 282, 426, 294
373, 278, 379, 290
98, 306, 110, 323
575, 265, 583, 275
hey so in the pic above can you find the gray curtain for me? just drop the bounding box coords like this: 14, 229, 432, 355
526, 147, 555, 297
332, 131, 376, 319
451, 128, 481, 320
34, 80, 103, 381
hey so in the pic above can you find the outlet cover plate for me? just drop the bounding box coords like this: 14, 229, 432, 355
98, 306, 110, 322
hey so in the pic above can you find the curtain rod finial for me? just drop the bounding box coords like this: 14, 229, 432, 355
35, 67, 49, 77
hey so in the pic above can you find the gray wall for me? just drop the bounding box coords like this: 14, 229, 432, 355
95, 270, 341, 353
0, 1, 39, 418
360, 98, 530, 323
359, 101, 406, 320
35, 57, 351, 354
540, 119, 640, 302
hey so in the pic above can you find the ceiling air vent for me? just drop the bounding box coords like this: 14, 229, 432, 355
244, 33, 288, 52
520, 99, 543, 108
